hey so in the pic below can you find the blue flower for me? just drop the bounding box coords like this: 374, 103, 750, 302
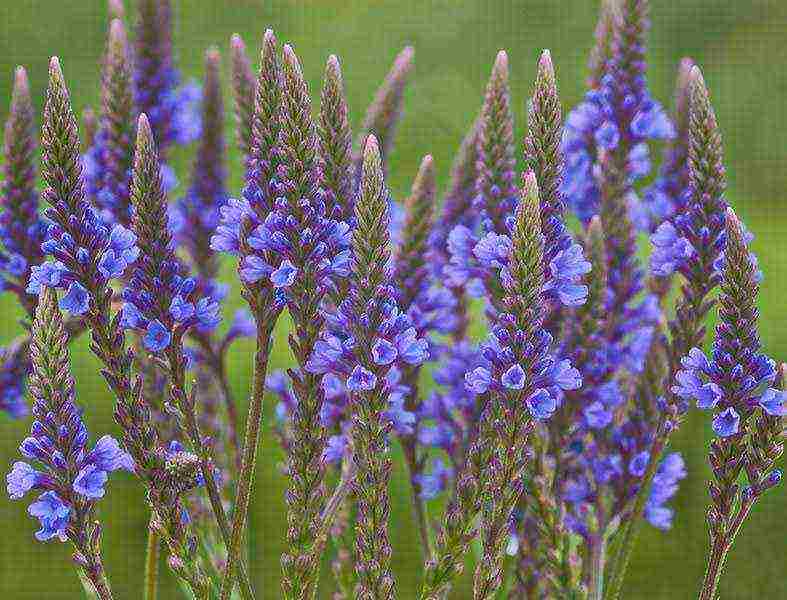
195, 297, 221, 330
169, 295, 195, 322
501, 364, 526, 390
415, 459, 454, 500
372, 339, 398, 365
759, 388, 787, 417
27, 491, 70, 542
97, 249, 127, 279
271, 259, 298, 288
594, 121, 620, 150
650, 222, 694, 276
346, 365, 377, 392
584, 401, 612, 429
144, 320, 172, 352
6, 462, 45, 500
629, 451, 650, 477
59, 282, 90, 315
465, 366, 492, 394
85, 435, 134, 472
526, 388, 556, 420
323, 434, 347, 464
394, 328, 429, 365
73, 464, 108, 499
712, 407, 740, 438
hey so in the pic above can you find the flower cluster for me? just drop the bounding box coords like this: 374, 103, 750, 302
6, 288, 131, 543
121, 115, 221, 353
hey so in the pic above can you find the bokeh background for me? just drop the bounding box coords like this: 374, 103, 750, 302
1, 0, 786, 597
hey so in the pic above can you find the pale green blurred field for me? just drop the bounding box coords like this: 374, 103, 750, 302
1, 1, 786, 597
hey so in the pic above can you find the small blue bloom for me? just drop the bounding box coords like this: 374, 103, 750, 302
239, 255, 272, 283
372, 339, 397, 365
86, 435, 133, 472
144, 320, 172, 353
415, 459, 453, 500
501, 364, 526, 390
594, 121, 620, 150
195, 297, 221, 329
271, 259, 298, 288
465, 366, 492, 394
169, 295, 195, 322
97, 249, 127, 279
346, 365, 377, 392
59, 282, 90, 315
629, 451, 650, 477
759, 388, 787, 417
395, 328, 429, 365
27, 491, 70, 542
323, 434, 347, 464
526, 388, 556, 420
712, 407, 740, 438
584, 401, 612, 429
73, 464, 108, 499
6, 462, 44, 500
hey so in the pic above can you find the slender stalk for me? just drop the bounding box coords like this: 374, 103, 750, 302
144, 525, 161, 600
588, 535, 606, 600
402, 445, 434, 561
219, 319, 277, 600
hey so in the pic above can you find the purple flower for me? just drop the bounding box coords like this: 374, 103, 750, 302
372, 339, 398, 365
712, 408, 740, 438
7, 462, 45, 500
144, 320, 172, 353
27, 491, 70, 542
346, 366, 377, 392
73, 464, 109, 499
271, 259, 298, 288
465, 366, 492, 394
415, 459, 454, 500
58, 282, 90, 315
584, 401, 612, 429
169, 295, 195, 322
501, 364, 526, 390
526, 388, 556, 420
629, 452, 650, 477
759, 388, 787, 417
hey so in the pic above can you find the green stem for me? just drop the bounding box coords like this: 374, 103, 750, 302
167, 343, 256, 600
604, 423, 668, 600
402, 441, 435, 562
219, 321, 276, 600
588, 535, 606, 600
144, 524, 160, 600
698, 496, 754, 600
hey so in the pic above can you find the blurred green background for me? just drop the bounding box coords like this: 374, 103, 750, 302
1, 0, 786, 597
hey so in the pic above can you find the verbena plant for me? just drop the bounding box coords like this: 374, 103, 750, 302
2, 1, 784, 599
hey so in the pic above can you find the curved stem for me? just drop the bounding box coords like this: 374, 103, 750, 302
167, 342, 256, 600
144, 524, 160, 600
604, 425, 668, 600
219, 321, 276, 600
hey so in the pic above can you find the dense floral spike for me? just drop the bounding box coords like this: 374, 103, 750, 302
342, 136, 401, 598
217, 32, 285, 600
173, 47, 228, 281
587, 0, 617, 89
672, 210, 785, 599
640, 58, 694, 234
230, 34, 256, 161
1, 66, 46, 316
429, 119, 480, 341
391, 154, 449, 556
266, 44, 352, 599
6, 288, 124, 598
471, 172, 579, 599
85, 18, 136, 226
134, 0, 201, 156
127, 114, 255, 599
211, 30, 283, 283
603, 66, 729, 600
353, 46, 414, 179
319, 55, 355, 222
33, 57, 224, 599
475, 51, 517, 233
652, 66, 728, 396
122, 114, 220, 352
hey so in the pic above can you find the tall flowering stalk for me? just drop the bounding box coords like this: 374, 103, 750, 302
471, 172, 580, 599
230, 33, 256, 163
605, 66, 730, 598
353, 46, 414, 180
32, 57, 212, 597
392, 154, 438, 558
124, 113, 255, 600
86, 18, 136, 225
214, 28, 284, 600
0, 66, 47, 418
672, 209, 786, 599
6, 288, 128, 599
430, 118, 480, 342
